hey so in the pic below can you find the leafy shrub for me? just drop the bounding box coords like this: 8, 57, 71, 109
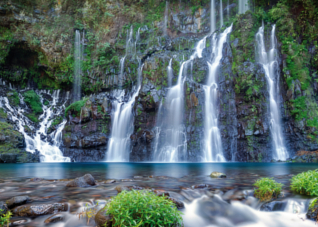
0, 209, 12, 227
290, 170, 318, 196
22, 90, 43, 114
25, 113, 39, 123
7, 91, 20, 106
254, 178, 283, 201
105, 190, 183, 227
65, 98, 88, 116
0, 108, 7, 119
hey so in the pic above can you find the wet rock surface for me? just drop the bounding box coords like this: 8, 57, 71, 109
95, 209, 112, 227
6, 196, 30, 209
66, 174, 96, 187
44, 213, 64, 224
12, 203, 68, 217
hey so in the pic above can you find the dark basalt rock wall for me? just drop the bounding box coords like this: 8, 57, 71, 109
0, 0, 317, 162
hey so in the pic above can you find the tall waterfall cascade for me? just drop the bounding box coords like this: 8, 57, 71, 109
203, 25, 232, 162
163, 1, 169, 36
0, 90, 70, 162
106, 59, 143, 162
73, 30, 84, 102
210, 0, 216, 33
256, 25, 289, 161
220, 0, 224, 28
239, 0, 249, 14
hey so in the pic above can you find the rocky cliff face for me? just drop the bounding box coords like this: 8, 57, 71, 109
0, 0, 317, 162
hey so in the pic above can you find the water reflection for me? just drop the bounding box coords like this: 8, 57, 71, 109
2, 162, 318, 180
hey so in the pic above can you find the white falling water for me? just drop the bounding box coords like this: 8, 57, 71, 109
73, 30, 83, 102
118, 26, 140, 86
220, 0, 223, 28
211, 0, 216, 33
203, 25, 232, 162
154, 62, 187, 162
167, 58, 173, 87
0, 90, 70, 162
106, 62, 143, 162
239, 0, 249, 14
256, 24, 289, 161
163, 1, 169, 36
227, 0, 230, 20
154, 34, 210, 162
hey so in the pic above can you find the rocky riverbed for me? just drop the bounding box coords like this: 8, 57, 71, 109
0, 169, 317, 227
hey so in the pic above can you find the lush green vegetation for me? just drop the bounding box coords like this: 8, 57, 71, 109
0, 209, 12, 227
25, 113, 39, 123
65, 98, 88, 117
0, 108, 7, 119
105, 190, 183, 227
254, 178, 283, 201
290, 169, 318, 196
7, 91, 20, 106
22, 90, 43, 114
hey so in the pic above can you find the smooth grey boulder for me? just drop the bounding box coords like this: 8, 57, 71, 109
66, 174, 96, 187
13, 203, 68, 217
6, 196, 30, 208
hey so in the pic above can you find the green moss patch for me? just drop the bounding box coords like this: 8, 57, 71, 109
22, 90, 43, 114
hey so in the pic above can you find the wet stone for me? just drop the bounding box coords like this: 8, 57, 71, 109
66, 174, 96, 187
115, 186, 130, 193
95, 208, 112, 227
260, 201, 287, 212
6, 196, 30, 209
104, 179, 116, 184
210, 172, 226, 178
0, 201, 8, 214
12, 203, 68, 217
192, 184, 209, 189
168, 197, 184, 209
44, 213, 64, 224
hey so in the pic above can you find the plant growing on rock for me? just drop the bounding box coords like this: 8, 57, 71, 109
254, 178, 283, 201
65, 98, 88, 117
0, 209, 12, 227
290, 169, 318, 196
22, 90, 43, 114
104, 190, 183, 227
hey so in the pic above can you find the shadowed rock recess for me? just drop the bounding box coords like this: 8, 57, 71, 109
0, 0, 317, 163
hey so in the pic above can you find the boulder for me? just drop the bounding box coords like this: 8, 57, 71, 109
105, 179, 116, 184
12, 203, 68, 217
6, 196, 30, 209
95, 209, 112, 227
44, 213, 64, 224
168, 197, 184, 209
260, 201, 287, 212
115, 186, 130, 193
0, 201, 8, 215
66, 174, 96, 187
210, 171, 226, 178
307, 199, 318, 221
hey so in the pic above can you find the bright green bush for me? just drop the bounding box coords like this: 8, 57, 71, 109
65, 98, 88, 116
25, 113, 39, 123
254, 178, 283, 201
105, 190, 183, 227
0, 209, 12, 227
22, 90, 43, 114
290, 169, 318, 196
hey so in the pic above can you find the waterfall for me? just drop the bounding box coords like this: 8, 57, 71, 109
239, 0, 249, 14
163, 1, 169, 36
227, 0, 230, 20
106, 61, 143, 162
119, 57, 126, 86
203, 25, 232, 162
167, 58, 173, 87
73, 30, 83, 102
154, 33, 211, 162
256, 25, 289, 161
211, 0, 216, 33
220, 0, 223, 28
154, 62, 187, 162
0, 90, 70, 162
